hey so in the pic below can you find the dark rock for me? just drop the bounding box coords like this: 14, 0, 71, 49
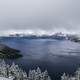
0, 44, 22, 59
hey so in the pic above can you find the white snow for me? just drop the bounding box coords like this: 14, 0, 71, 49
0, 29, 74, 36
0, 77, 13, 80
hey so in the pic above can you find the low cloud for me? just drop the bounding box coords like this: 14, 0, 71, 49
0, 0, 80, 32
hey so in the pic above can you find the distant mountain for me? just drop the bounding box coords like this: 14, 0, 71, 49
68, 35, 80, 42
8, 32, 76, 40
1, 32, 80, 42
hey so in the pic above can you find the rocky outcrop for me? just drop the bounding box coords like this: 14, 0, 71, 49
0, 44, 22, 59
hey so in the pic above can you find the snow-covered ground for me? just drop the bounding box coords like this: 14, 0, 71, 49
0, 77, 13, 80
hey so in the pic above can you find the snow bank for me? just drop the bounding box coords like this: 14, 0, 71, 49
0, 77, 13, 80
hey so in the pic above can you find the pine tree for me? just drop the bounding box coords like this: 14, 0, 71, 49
22, 71, 28, 80
75, 68, 80, 80
61, 73, 69, 80
43, 70, 49, 80
35, 67, 42, 80
0, 60, 52, 80
36, 67, 41, 75
1, 60, 7, 77
29, 69, 32, 80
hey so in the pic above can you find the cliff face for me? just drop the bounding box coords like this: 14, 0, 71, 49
0, 44, 22, 59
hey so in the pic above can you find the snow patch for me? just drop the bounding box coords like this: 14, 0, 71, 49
0, 77, 13, 80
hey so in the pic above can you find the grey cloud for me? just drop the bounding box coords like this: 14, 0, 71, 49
0, 0, 80, 32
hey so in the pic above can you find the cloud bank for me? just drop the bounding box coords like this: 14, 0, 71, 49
0, 0, 80, 32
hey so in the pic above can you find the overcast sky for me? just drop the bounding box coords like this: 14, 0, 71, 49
0, 0, 80, 32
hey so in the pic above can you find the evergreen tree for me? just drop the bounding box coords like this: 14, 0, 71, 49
0, 60, 52, 80
22, 71, 28, 80
29, 69, 32, 80
75, 68, 80, 80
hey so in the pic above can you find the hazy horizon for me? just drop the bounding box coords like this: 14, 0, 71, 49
0, 29, 80, 36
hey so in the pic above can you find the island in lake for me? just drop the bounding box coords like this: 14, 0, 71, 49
0, 44, 22, 59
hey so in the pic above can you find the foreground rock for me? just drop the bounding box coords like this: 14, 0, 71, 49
0, 44, 22, 59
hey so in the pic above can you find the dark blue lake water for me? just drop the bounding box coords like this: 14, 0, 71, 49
0, 38, 80, 80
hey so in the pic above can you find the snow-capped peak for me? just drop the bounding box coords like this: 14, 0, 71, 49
0, 29, 80, 37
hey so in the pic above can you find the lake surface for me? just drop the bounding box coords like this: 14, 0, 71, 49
0, 38, 80, 80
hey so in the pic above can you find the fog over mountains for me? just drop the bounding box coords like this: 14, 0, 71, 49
0, 29, 80, 36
